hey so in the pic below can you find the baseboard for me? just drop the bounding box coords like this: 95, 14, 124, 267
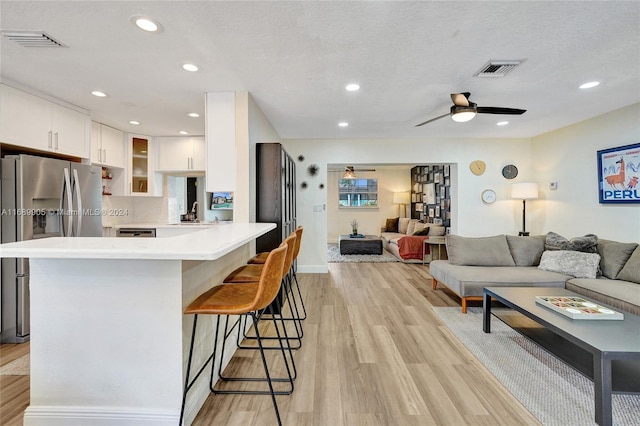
298, 265, 328, 273
24, 406, 177, 426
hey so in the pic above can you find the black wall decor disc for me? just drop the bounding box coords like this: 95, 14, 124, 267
297, 155, 305, 162
307, 164, 319, 176
502, 164, 518, 179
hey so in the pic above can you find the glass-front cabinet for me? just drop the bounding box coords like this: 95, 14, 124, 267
131, 137, 149, 193
126, 134, 159, 196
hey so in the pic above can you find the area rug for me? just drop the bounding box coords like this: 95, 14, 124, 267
0, 354, 29, 376
432, 307, 640, 426
327, 243, 399, 263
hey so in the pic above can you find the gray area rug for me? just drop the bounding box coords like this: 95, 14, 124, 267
432, 307, 640, 426
327, 243, 399, 263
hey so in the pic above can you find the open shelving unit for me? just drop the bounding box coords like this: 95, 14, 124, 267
410, 164, 451, 233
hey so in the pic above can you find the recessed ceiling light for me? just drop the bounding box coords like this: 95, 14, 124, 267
131, 16, 163, 33
182, 63, 199, 72
91, 91, 108, 97
338, 122, 349, 127
129, 120, 140, 125
497, 121, 509, 126
178, 130, 189, 135
579, 81, 600, 89
186, 112, 200, 118
345, 83, 360, 92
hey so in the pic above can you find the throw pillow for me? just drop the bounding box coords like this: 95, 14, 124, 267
616, 246, 640, 284
413, 222, 427, 234
597, 240, 638, 279
398, 218, 410, 234
506, 235, 546, 266
428, 225, 446, 236
538, 250, 601, 278
413, 226, 430, 236
384, 217, 399, 233
446, 234, 516, 266
406, 219, 419, 235
545, 231, 598, 253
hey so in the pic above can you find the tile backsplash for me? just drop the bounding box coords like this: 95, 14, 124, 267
102, 196, 172, 226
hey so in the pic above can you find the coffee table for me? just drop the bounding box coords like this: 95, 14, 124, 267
338, 234, 383, 255
483, 287, 640, 426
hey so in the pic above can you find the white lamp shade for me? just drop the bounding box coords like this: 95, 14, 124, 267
511, 182, 539, 199
393, 192, 410, 204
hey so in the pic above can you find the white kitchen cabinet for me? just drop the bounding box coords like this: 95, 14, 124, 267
156, 136, 205, 172
0, 84, 90, 158
91, 121, 125, 168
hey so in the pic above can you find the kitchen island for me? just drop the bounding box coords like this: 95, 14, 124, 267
0, 222, 275, 426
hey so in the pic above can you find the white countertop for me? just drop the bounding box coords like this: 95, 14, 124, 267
0, 222, 275, 260
110, 222, 231, 229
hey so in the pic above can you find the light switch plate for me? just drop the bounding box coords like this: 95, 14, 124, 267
550, 182, 558, 190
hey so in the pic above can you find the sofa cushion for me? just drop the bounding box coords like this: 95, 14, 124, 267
545, 231, 598, 253
506, 235, 546, 266
398, 218, 410, 234
428, 225, 446, 236
446, 234, 516, 266
616, 246, 640, 284
538, 250, 601, 278
597, 240, 638, 279
406, 219, 419, 235
429, 260, 568, 297
413, 222, 427, 234
413, 226, 430, 236
566, 278, 640, 316
384, 217, 399, 233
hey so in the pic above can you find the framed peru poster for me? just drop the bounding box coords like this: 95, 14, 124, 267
597, 143, 640, 204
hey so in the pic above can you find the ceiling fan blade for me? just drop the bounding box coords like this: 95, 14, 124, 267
477, 106, 526, 115
451, 92, 471, 107
415, 113, 449, 127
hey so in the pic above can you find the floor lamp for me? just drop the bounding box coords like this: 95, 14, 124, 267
511, 182, 539, 236
393, 192, 410, 218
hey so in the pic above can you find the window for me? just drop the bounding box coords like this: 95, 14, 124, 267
339, 178, 378, 207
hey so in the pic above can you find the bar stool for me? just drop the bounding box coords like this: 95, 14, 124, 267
224, 232, 303, 346
248, 227, 306, 321
179, 243, 289, 426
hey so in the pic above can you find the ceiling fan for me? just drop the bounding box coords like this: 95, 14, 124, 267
329, 165, 376, 178
415, 92, 526, 127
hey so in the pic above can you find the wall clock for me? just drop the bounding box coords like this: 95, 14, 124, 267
502, 164, 518, 179
470, 160, 486, 176
481, 189, 496, 204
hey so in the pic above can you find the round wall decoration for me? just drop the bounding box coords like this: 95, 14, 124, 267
307, 164, 319, 176
470, 160, 486, 176
481, 189, 497, 204
501, 164, 519, 179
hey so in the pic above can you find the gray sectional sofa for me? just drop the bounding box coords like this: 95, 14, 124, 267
429, 233, 640, 314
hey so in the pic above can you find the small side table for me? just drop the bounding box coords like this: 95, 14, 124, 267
423, 236, 446, 265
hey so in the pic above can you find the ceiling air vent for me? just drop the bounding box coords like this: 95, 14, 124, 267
473, 60, 523, 77
1, 31, 65, 47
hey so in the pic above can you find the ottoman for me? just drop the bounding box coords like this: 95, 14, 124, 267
339, 234, 383, 255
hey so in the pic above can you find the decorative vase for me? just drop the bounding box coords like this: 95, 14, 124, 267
352, 228, 358, 236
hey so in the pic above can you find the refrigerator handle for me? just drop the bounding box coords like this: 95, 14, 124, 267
60, 168, 73, 237
73, 168, 83, 236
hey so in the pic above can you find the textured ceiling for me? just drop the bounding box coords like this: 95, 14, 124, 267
1, 1, 639, 140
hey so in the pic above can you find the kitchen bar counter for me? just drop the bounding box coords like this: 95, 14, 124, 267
0, 222, 276, 426
0, 222, 273, 260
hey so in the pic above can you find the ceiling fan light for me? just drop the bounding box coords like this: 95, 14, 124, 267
343, 167, 356, 179
451, 110, 476, 122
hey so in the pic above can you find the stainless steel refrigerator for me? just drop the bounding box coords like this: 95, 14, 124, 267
1, 154, 102, 343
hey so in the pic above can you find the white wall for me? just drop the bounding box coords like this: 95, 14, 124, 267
531, 103, 640, 242
326, 167, 411, 243
282, 138, 535, 272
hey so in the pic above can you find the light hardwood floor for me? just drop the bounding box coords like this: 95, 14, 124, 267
0, 262, 540, 426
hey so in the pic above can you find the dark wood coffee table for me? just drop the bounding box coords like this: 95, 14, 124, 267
483, 286, 640, 426
338, 234, 383, 255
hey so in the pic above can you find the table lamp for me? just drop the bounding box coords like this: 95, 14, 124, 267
393, 192, 410, 218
